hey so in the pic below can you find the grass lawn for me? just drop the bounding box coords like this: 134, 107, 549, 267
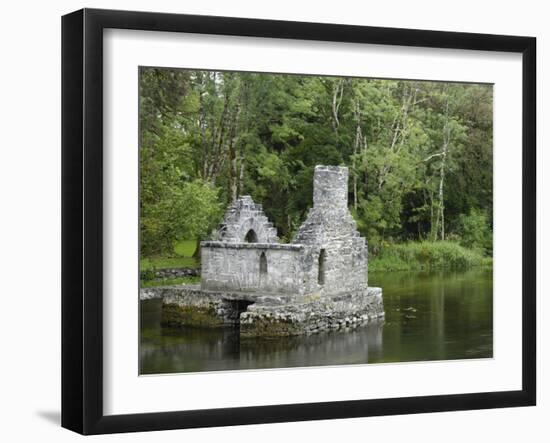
173, 240, 197, 257
140, 240, 199, 271
140, 275, 200, 288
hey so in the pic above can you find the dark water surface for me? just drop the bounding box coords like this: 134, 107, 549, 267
140, 269, 493, 374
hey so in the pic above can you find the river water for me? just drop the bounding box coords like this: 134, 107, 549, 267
140, 268, 493, 374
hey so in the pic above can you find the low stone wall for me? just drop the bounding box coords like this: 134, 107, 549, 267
145, 285, 233, 327
140, 284, 384, 337
240, 288, 383, 337
140, 288, 164, 300
140, 267, 200, 281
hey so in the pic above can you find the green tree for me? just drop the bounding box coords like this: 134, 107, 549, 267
141, 180, 221, 256
138, 67, 493, 261
457, 209, 492, 255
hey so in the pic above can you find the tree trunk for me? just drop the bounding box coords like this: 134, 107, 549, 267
363, 135, 368, 195
228, 110, 241, 201
238, 154, 245, 197
352, 100, 362, 211
430, 188, 437, 241
437, 158, 446, 240
229, 141, 238, 202
436, 95, 450, 241
331, 79, 345, 136
378, 84, 413, 191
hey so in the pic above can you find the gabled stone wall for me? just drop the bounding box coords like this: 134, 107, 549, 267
212, 195, 279, 243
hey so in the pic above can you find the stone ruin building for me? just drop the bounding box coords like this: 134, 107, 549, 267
142, 165, 384, 337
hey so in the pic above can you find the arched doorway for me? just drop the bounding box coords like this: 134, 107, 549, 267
318, 249, 326, 285
244, 229, 258, 243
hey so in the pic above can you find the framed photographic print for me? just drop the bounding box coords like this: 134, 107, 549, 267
61, 8, 536, 435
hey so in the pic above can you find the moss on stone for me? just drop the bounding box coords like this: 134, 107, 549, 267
161, 303, 226, 328
240, 316, 303, 338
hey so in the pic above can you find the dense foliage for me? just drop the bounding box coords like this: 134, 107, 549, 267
139, 68, 493, 258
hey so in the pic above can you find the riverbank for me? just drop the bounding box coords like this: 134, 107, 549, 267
369, 241, 492, 272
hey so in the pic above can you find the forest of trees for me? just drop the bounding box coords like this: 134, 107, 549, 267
139, 67, 493, 261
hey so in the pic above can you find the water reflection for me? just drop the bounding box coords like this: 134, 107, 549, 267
140, 311, 384, 373
140, 268, 492, 374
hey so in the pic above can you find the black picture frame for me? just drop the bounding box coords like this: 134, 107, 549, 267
61, 8, 536, 435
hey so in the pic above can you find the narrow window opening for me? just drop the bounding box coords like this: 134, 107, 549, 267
318, 249, 326, 285
260, 252, 268, 276
244, 229, 258, 243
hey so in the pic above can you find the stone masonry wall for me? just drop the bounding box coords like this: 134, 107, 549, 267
153, 285, 250, 328
212, 195, 279, 243
239, 287, 384, 338
201, 166, 368, 298
312, 164, 349, 211
293, 166, 368, 296
201, 242, 305, 294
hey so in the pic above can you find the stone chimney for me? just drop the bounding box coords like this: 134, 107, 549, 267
312, 165, 349, 210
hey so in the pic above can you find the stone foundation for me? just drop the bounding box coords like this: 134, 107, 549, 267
140, 284, 383, 337
240, 288, 383, 338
